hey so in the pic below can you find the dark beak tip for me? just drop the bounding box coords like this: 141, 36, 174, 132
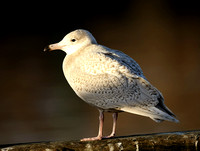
44, 45, 51, 52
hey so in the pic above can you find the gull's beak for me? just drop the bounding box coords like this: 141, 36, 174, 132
44, 43, 64, 52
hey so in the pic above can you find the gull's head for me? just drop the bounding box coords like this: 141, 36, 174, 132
44, 29, 97, 55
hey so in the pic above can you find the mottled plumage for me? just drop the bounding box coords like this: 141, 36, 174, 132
44, 29, 179, 141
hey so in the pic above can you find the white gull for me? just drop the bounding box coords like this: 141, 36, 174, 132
44, 29, 179, 141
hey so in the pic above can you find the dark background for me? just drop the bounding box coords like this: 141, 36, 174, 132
1, 1, 200, 144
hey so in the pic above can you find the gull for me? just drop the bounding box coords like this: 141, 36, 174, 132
44, 29, 179, 141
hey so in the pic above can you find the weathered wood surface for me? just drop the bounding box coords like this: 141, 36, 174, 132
1, 130, 200, 151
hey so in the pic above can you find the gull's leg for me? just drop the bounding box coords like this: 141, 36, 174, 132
81, 110, 104, 141
104, 112, 118, 138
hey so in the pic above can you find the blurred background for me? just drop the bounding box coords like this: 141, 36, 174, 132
0, 0, 200, 144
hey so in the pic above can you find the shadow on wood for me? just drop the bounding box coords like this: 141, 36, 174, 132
0, 130, 200, 151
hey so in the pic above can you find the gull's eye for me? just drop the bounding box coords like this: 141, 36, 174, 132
71, 39, 76, 42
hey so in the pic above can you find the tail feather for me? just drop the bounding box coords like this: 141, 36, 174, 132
121, 106, 179, 123
156, 97, 176, 117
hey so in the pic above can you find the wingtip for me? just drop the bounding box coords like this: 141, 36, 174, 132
173, 118, 179, 123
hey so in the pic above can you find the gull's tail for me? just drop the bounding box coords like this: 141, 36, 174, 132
121, 104, 179, 123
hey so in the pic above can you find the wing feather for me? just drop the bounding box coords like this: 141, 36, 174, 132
77, 45, 163, 110
65, 44, 178, 122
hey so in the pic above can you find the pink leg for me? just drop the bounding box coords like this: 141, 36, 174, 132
81, 110, 104, 141
104, 112, 118, 138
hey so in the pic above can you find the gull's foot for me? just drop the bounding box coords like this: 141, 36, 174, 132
81, 136, 102, 141
103, 134, 115, 139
